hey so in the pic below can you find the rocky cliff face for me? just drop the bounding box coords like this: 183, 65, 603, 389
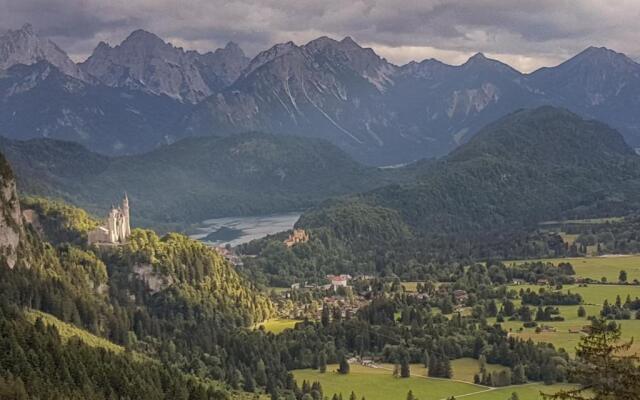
0, 153, 22, 269
196, 42, 249, 91
0, 24, 84, 80
80, 30, 249, 103
0, 61, 191, 155
184, 37, 405, 163
184, 38, 539, 164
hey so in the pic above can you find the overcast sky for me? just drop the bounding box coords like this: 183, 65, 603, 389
2, 0, 639, 72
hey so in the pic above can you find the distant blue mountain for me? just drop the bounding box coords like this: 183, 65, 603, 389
2, 25, 640, 165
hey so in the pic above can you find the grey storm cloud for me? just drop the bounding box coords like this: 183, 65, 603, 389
1, 0, 639, 72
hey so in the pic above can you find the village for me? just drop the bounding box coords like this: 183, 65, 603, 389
267, 272, 472, 322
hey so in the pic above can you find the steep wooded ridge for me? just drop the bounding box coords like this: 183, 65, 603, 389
299, 107, 640, 235
0, 156, 278, 398
2, 24, 640, 165
0, 152, 22, 268
0, 132, 395, 227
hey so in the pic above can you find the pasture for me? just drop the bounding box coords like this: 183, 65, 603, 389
294, 364, 485, 400
294, 363, 572, 400
498, 284, 640, 354
508, 254, 640, 282
255, 318, 302, 333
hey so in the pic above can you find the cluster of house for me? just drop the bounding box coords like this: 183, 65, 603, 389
290, 274, 354, 291
453, 289, 469, 304
322, 294, 369, 319
327, 274, 352, 289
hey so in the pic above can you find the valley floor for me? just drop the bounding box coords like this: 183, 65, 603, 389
294, 363, 573, 400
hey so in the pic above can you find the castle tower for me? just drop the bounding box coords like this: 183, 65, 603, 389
87, 195, 132, 246
107, 207, 118, 243
122, 193, 131, 238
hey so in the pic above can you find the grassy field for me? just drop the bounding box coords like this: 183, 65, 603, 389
255, 318, 302, 334
294, 364, 484, 400
402, 282, 420, 292
462, 383, 576, 400
497, 284, 640, 354
509, 254, 640, 282
539, 217, 624, 226
294, 364, 572, 400
450, 358, 509, 383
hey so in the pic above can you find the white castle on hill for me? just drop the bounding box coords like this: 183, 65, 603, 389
88, 194, 131, 245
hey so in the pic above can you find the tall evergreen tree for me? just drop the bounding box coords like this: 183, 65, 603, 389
338, 355, 350, 375
544, 318, 640, 399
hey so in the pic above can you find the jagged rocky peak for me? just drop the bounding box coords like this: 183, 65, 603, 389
0, 23, 84, 79
198, 41, 250, 87
81, 29, 248, 102
0, 152, 22, 269
400, 58, 453, 79
2, 60, 87, 97
241, 41, 300, 77
216, 41, 245, 58
304, 35, 397, 91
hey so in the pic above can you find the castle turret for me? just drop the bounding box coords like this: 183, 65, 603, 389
122, 193, 131, 238
87, 195, 132, 245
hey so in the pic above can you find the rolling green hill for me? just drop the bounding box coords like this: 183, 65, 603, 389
300, 106, 640, 236
244, 107, 640, 284
0, 156, 281, 398
0, 132, 397, 229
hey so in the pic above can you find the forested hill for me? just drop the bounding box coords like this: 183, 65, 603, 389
0, 152, 283, 398
0, 132, 397, 228
299, 106, 640, 236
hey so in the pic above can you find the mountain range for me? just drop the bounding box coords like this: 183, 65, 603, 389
2, 24, 640, 165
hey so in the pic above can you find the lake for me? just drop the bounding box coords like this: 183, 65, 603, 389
188, 212, 301, 247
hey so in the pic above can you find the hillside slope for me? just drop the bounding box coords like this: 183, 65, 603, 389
0, 153, 287, 397
0, 132, 395, 227
300, 107, 640, 235
0, 152, 22, 268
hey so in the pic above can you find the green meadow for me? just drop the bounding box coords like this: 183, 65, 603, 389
294, 363, 572, 400
255, 318, 303, 333
508, 254, 640, 282
497, 284, 640, 354
294, 364, 485, 400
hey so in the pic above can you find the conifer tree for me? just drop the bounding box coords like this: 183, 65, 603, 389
318, 351, 327, 373
338, 355, 350, 375
544, 318, 640, 399
422, 350, 430, 369
400, 353, 411, 378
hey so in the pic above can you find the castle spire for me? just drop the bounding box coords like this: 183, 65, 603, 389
122, 192, 131, 238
